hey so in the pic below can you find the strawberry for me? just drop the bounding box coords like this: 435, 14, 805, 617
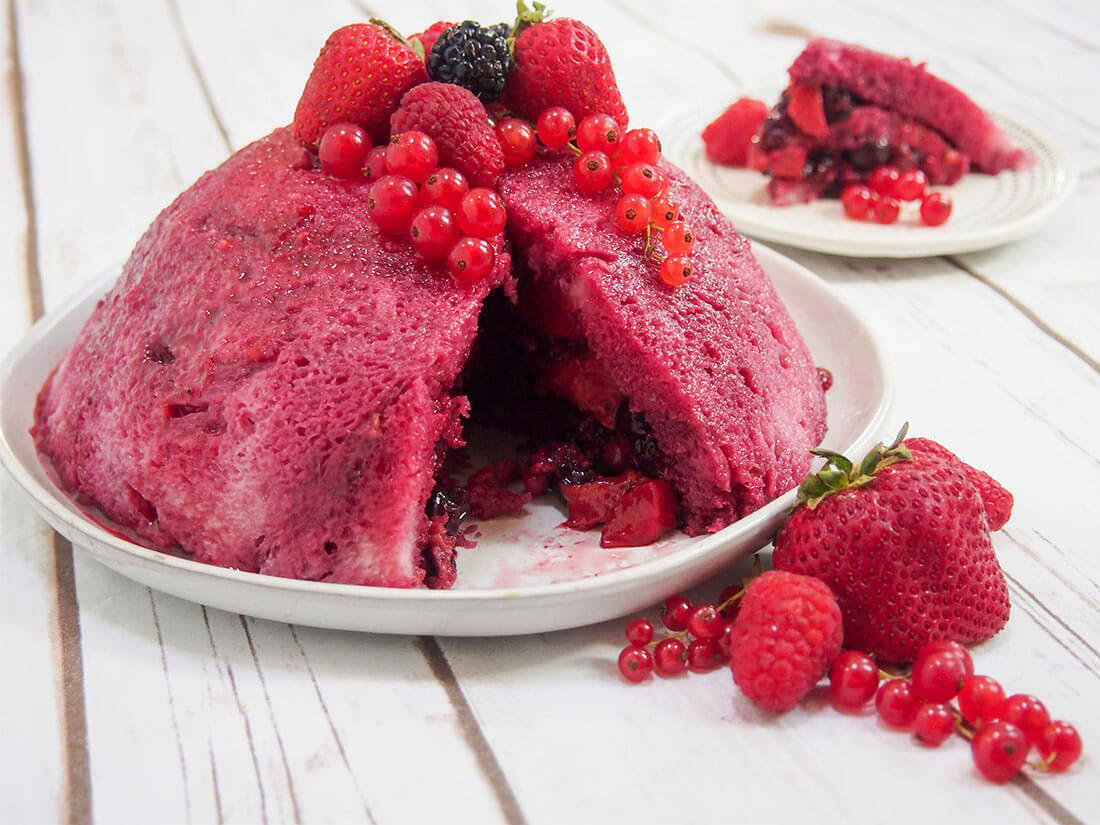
502, 4, 629, 128
773, 426, 1012, 664
785, 82, 829, 138
293, 22, 428, 149
390, 82, 505, 188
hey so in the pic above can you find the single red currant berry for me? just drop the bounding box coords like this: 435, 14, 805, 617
920, 191, 953, 226
716, 621, 734, 660
913, 703, 956, 747
686, 604, 724, 639
318, 122, 371, 179
972, 721, 1030, 783
618, 127, 661, 166
875, 679, 920, 728
653, 637, 688, 677
367, 175, 420, 234
386, 131, 439, 183
660, 594, 693, 632
829, 650, 880, 711
615, 193, 651, 234
573, 151, 614, 194
687, 638, 719, 672
649, 195, 680, 230
447, 237, 495, 286
576, 113, 621, 153
894, 168, 928, 201
536, 106, 576, 149
496, 118, 538, 167
840, 184, 874, 220
409, 206, 460, 263
420, 167, 469, 212
1037, 721, 1083, 773
957, 675, 1006, 728
456, 188, 508, 238
363, 145, 389, 180
620, 163, 664, 199
659, 255, 694, 287
618, 645, 654, 683
911, 648, 969, 703
624, 618, 654, 646
1001, 694, 1051, 744
872, 196, 901, 224
915, 640, 974, 676
662, 221, 696, 255
868, 166, 901, 197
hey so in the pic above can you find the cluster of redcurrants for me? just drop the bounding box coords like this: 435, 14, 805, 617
617, 588, 743, 681
829, 640, 1082, 782
316, 122, 503, 285
531, 107, 698, 288
840, 166, 953, 226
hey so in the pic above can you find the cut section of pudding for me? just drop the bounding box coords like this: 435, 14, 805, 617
750, 39, 1033, 204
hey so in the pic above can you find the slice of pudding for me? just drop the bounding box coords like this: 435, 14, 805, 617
750, 39, 1033, 204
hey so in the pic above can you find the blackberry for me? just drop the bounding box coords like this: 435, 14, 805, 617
427, 20, 513, 104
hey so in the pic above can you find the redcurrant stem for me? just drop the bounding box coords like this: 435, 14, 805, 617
949, 702, 975, 741
567, 143, 581, 157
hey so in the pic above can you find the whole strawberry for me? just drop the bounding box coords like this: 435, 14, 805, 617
293, 22, 428, 149
391, 82, 505, 188
773, 426, 1012, 664
729, 570, 843, 713
502, 4, 629, 128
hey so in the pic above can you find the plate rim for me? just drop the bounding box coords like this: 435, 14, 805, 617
0, 244, 895, 632
663, 92, 1077, 258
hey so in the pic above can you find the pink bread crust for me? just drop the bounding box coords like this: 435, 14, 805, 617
33, 126, 509, 587
789, 38, 1031, 173
500, 155, 827, 534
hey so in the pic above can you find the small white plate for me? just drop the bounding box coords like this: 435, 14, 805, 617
662, 96, 1076, 258
0, 245, 893, 635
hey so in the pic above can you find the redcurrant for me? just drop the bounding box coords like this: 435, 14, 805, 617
660, 594, 692, 632
576, 113, 621, 154
875, 679, 920, 728
913, 703, 956, 747
409, 206, 460, 263
654, 638, 687, 676
386, 131, 438, 183
536, 107, 576, 149
496, 118, 538, 167
1037, 721, 1083, 772
367, 175, 420, 235
624, 618, 654, 646
911, 648, 969, 703
659, 255, 694, 287
957, 675, 1006, 728
972, 721, 1029, 783
447, 237, 495, 286
573, 151, 614, 194
1001, 694, 1050, 744
457, 188, 507, 238
868, 166, 901, 197
872, 196, 901, 224
618, 127, 661, 166
840, 184, 873, 220
363, 145, 389, 179
894, 168, 928, 201
687, 638, 719, 672
420, 167, 469, 212
618, 645, 654, 683
615, 194, 651, 234
649, 195, 680, 230
318, 122, 371, 179
828, 650, 880, 711
716, 621, 734, 660
686, 604, 724, 639
662, 221, 696, 255
620, 162, 664, 198
915, 640, 974, 677
920, 192, 953, 226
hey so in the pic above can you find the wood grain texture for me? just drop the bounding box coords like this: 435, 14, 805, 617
2, 0, 1099, 822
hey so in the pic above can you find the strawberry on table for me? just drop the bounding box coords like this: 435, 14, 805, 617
293, 21, 428, 149
502, 2, 630, 128
773, 425, 1012, 664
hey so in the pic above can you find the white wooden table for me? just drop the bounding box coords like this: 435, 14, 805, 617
2, 1, 1098, 823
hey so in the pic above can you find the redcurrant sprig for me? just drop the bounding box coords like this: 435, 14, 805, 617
840, 165, 952, 226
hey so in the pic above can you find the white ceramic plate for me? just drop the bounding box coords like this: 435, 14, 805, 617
0, 245, 893, 635
661, 95, 1076, 258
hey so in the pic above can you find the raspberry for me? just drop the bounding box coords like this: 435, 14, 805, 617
729, 571, 843, 712
702, 98, 768, 166
390, 82, 505, 188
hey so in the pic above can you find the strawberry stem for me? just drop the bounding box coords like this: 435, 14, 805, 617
511, 0, 551, 46
796, 423, 912, 510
